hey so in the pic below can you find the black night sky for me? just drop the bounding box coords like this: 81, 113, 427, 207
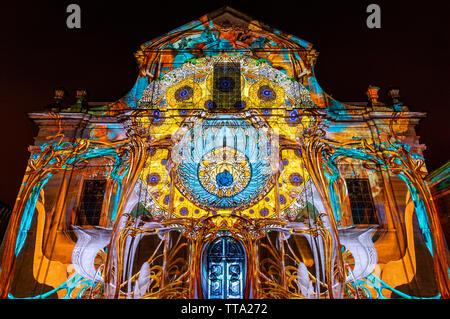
0, 1, 449, 207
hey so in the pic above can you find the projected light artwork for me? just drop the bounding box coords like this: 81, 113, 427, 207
0, 7, 448, 299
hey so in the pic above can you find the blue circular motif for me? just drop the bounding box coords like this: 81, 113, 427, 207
179, 89, 189, 97
289, 110, 298, 121
216, 77, 235, 92
163, 195, 170, 205
152, 109, 163, 126
260, 208, 269, 216
205, 100, 216, 110
216, 169, 233, 187
175, 85, 193, 101
289, 173, 303, 186
287, 109, 301, 126
147, 173, 160, 186
257, 85, 276, 101
198, 147, 251, 198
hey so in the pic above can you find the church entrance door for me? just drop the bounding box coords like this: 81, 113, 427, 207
204, 236, 245, 299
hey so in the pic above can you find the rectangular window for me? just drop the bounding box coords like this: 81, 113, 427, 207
77, 179, 106, 225
212, 62, 241, 111
346, 178, 378, 225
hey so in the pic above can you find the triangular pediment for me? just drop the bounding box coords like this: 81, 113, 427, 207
108, 7, 327, 113
138, 6, 312, 53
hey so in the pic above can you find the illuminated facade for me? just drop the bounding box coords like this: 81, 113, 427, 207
1, 7, 449, 299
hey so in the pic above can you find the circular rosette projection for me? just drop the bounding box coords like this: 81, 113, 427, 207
249, 80, 284, 108
198, 147, 251, 198
173, 114, 275, 210
166, 79, 202, 107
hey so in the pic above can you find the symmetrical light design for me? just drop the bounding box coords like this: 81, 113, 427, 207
0, 7, 448, 300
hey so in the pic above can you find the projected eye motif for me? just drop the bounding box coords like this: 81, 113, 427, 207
216, 170, 233, 187
198, 147, 251, 198
146, 173, 161, 186
286, 109, 301, 126
175, 85, 194, 101
215, 76, 235, 92
257, 85, 276, 101
289, 173, 303, 186
150, 109, 164, 126
174, 115, 274, 209
204, 99, 216, 110
249, 81, 284, 108
166, 80, 201, 107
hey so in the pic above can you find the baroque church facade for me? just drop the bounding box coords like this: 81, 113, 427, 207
1, 7, 449, 299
